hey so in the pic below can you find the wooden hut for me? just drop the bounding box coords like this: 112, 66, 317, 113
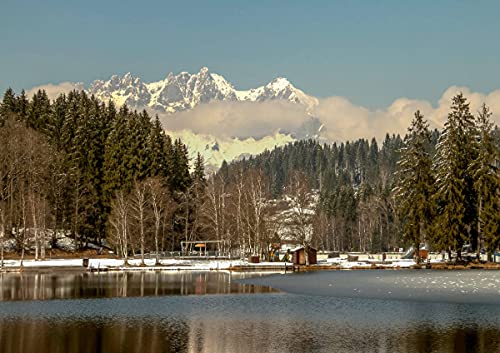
291, 246, 317, 265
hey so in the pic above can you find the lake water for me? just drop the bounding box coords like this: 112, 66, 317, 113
1, 270, 500, 353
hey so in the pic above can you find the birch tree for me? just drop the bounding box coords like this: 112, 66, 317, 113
109, 190, 131, 265
147, 177, 175, 265
131, 181, 148, 265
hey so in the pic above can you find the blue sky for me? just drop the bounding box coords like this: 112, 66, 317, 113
1, 0, 500, 107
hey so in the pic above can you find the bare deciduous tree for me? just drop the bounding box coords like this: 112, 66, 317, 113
109, 190, 131, 265
131, 181, 148, 265
147, 177, 175, 265
285, 171, 315, 265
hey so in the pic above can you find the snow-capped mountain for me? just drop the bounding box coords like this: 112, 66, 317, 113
167, 129, 295, 173
87, 67, 324, 169
89, 67, 318, 113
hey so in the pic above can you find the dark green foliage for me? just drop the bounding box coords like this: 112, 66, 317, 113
433, 94, 478, 257
149, 116, 170, 178
169, 139, 191, 192
0, 88, 18, 115
26, 90, 51, 131
394, 111, 435, 262
0, 88, 186, 248
470, 105, 500, 257
192, 153, 206, 186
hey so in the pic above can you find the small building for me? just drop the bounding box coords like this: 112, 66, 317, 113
291, 246, 317, 265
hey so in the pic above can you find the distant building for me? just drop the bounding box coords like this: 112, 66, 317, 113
291, 246, 317, 265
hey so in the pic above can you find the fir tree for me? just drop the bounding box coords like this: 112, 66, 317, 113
169, 139, 191, 192
394, 111, 434, 263
0, 88, 18, 124
433, 93, 478, 260
104, 105, 135, 195
46, 94, 67, 149
470, 104, 500, 259
192, 152, 206, 185
17, 90, 28, 119
149, 116, 169, 179
26, 90, 51, 131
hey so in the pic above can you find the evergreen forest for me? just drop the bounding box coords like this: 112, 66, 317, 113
0, 88, 498, 264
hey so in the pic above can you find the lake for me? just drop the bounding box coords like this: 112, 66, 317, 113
1, 270, 500, 353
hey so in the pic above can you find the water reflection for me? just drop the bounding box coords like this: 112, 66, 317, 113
1, 309, 500, 353
1, 271, 500, 353
0, 271, 275, 301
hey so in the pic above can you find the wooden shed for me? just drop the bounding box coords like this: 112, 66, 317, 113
292, 247, 317, 265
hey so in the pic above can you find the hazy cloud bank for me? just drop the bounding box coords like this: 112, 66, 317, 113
161, 100, 308, 140
26, 81, 500, 143
163, 85, 500, 142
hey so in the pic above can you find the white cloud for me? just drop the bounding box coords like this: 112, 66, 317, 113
26, 82, 85, 101
161, 87, 500, 142
160, 100, 308, 140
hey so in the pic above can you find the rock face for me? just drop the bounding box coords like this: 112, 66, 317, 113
88, 67, 318, 113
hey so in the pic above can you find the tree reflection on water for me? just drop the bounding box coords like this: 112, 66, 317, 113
1, 314, 499, 353
1, 271, 500, 353
0, 271, 274, 301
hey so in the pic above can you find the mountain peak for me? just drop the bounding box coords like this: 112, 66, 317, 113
88, 68, 317, 113
269, 77, 291, 87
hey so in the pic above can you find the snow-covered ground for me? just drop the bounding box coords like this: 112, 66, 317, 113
0, 256, 422, 271
325, 257, 418, 268
0, 258, 295, 271
0, 252, 485, 272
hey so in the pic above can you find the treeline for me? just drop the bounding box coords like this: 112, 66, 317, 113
0, 88, 199, 264
223, 134, 413, 253
0, 88, 498, 264
219, 94, 499, 259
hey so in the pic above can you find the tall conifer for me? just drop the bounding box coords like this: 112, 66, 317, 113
433, 94, 478, 259
395, 111, 434, 263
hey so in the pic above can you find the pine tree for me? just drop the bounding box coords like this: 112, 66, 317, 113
394, 111, 434, 263
26, 90, 51, 131
129, 110, 153, 181
47, 94, 67, 149
0, 88, 18, 124
17, 90, 29, 119
433, 93, 478, 260
149, 116, 169, 179
170, 139, 191, 192
192, 153, 206, 185
470, 104, 500, 260
71, 95, 108, 243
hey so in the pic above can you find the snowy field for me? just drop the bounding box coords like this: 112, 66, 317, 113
0, 256, 425, 271
2, 252, 492, 272
0, 258, 246, 271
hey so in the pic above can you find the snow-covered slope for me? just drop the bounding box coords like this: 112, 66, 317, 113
167, 129, 295, 172
89, 67, 318, 113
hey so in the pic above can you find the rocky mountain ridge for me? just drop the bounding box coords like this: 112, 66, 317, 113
88, 67, 318, 113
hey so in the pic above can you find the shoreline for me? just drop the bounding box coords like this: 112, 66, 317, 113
3, 257, 500, 273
